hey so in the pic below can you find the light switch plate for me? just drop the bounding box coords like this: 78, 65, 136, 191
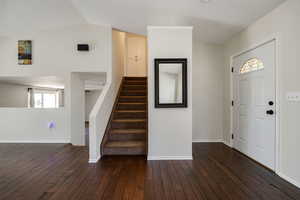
286, 92, 300, 102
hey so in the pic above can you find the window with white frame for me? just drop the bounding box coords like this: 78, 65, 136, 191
28, 88, 64, 108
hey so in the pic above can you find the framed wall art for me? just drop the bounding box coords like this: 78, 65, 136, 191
18, 40, 32, 65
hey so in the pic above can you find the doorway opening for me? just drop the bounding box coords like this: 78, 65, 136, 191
124, 33, 147, 77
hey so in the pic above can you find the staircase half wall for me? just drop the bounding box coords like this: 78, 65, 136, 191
89, 29, 125, 163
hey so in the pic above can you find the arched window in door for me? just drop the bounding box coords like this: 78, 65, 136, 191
240, 58, 264, 74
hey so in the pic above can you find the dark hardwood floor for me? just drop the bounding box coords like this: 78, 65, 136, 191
0, 143, 299, 200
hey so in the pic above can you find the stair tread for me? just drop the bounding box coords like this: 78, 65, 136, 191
105, 141, 145, 148
118, 102, 146, 105
124, 77, 147, 78
123, 89, 146, 91
113, 119, 146, 122
124, 83, 146, 85
124, 79, 147, 81
115, 110, 146, 113
124, 84, 147, 86
124, 80, 146, 82
124, 81, 146, 83
120, 96, 146, 98
111, 129, 146, 134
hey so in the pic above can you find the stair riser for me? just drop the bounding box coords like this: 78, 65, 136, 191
118, 97, 147, 103
103, 147, 146, 155
121, 91, 147, 96
114, 112, 146, 119
111, 122, 146, 129
117, 104, 146, 110
123, 85, 147, 90
124, 77, 147, 81
123, 81, 147, 85
109, 133, 146, 141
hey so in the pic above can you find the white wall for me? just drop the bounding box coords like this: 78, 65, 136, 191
224, 0, 300, 187
0, 37, 6, 66
125, 33, 147, 77
89, 29, 125, 162
70, 73, 85, 146
85, 90, 101, 121
147, 26, 193, 160
0, 108, 69, 143
0, 24, 112, 144
0, 24, 111, 76
0, 83, 28, 107
192, 40, 224, 142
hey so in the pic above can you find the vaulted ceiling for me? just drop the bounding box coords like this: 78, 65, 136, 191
0, 0, 87, 36
0, 0, 286, 44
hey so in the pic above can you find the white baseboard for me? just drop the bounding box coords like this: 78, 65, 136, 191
147, 156, 193, 160
193, 139, 223, 143
277, 172, 300, 188
88, 155, 101, 163
0, 138, 71, 144
222, 140, 232, 147
192, 139, 233, 148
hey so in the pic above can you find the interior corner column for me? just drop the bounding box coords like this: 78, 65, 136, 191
70, 73, 85, 146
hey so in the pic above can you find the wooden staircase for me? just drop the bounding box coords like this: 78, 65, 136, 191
101, 77, 147, 156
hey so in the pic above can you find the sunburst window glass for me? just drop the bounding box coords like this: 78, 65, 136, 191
240, 58, 264, 74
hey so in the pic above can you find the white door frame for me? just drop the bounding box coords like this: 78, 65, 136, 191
229, 34, 281, 174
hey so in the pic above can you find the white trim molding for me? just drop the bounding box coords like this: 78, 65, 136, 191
277, 172, 300, 189
147, 156, 193, 161
193, 139, 223, 143
88, 155, 101, 164
193, 140, 232, 147
222, 140, 232, 148
0, 138, 71, 143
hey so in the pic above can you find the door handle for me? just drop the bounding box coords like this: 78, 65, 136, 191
266, 110, 274, 115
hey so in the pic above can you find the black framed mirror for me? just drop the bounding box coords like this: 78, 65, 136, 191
154, 58, 188, 108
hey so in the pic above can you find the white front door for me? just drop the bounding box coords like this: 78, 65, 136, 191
126, 37, 147, 77
233, 40, 276, 170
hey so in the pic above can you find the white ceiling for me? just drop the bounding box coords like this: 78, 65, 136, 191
71, 0, 286, 44
0, 0, 87, 36
0, 0, 286, 44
